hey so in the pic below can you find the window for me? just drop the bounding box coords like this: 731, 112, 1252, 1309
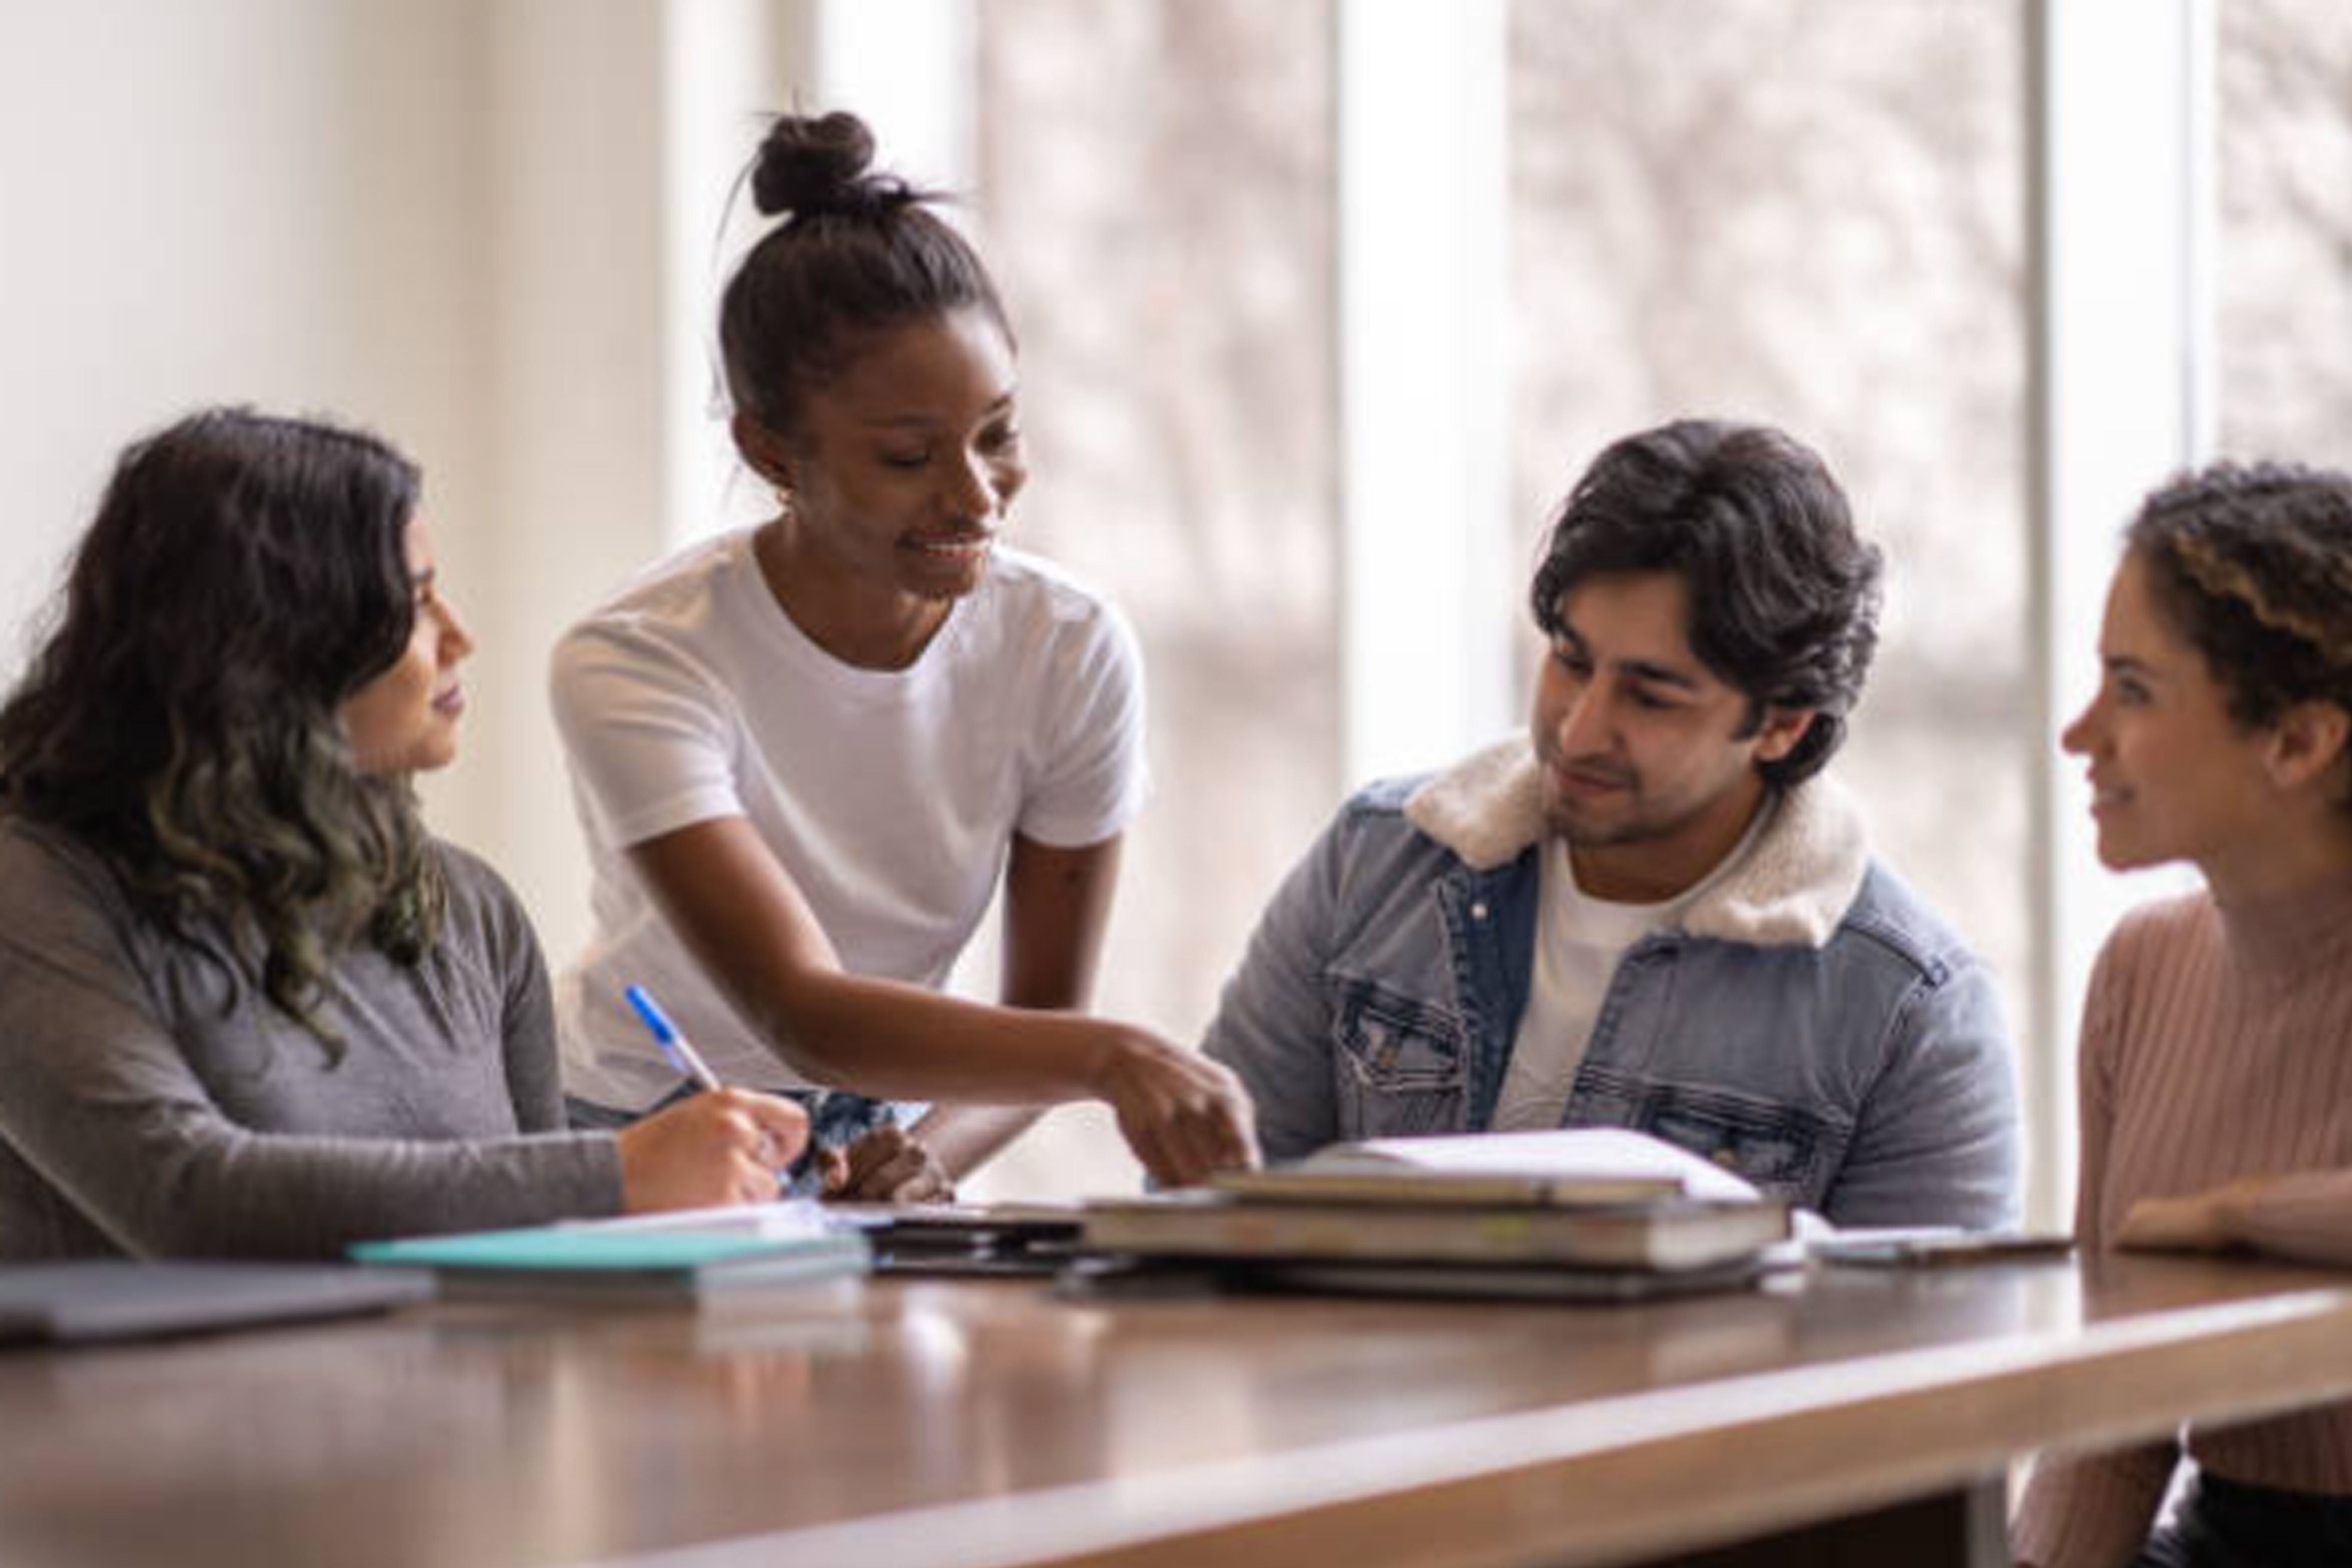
961, 0, 1340, 1191
1509, 0, 2030, 1105
2218, 0, 2352, 468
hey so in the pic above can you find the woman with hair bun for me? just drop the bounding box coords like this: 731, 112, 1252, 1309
551, 111, 1256, 1194
0, 408, 813, 1260
2014, 462, 2352, 1567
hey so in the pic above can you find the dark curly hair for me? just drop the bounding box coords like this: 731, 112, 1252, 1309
1531, 420, 1883, 789
2128, 460, 2352, 744
720, 109, 1012, 440
0, 407, 446, 1051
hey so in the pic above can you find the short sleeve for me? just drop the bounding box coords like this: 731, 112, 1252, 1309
549, 620, 746, 849
1017, 594, 1150, 848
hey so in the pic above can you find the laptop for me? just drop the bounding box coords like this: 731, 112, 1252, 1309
0, 1261, 434, 1347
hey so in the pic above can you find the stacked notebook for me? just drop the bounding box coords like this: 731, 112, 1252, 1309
350, 1204, 870, 1304
1074, 1128, 1793, 1302
825, 1200, 1084, 1276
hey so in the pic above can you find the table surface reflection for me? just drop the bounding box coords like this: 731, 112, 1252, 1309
3, 1253, 2351, 1568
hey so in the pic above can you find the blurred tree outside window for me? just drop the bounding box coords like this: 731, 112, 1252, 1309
961, 0, 1339, 1195
2219, 0, 2352, 469
1507, 3, 2029, 1074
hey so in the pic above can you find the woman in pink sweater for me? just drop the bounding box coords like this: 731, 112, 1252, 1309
2013, 462, 2352, 1568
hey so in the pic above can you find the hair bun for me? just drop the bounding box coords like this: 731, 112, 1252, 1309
750, 111, 904, 220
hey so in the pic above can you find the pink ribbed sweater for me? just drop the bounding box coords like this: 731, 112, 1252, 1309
2012, 870, 2352, 1567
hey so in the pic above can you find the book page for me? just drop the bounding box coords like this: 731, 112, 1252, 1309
1327, 1128, 1761, 1202
553, 1198, 834, 1239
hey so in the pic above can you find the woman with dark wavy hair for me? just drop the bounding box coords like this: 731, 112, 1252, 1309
0, 407, 811, 1260
2015, 461, 2352, 1568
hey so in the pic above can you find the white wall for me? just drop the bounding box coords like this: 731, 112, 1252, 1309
0, 0, 492, 675
466, 0, 674, 950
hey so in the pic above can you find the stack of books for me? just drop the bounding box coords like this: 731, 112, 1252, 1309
1073, 1128, 1793, 1302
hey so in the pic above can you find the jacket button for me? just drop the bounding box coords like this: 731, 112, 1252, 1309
1470, 902, 1488, 920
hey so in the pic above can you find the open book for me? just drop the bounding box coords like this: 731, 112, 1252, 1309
1211, 1127, 1761, 1208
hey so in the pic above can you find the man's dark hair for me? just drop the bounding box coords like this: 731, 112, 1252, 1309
1530, 419, 1883, 789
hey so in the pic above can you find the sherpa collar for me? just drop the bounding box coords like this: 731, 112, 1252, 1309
1402, 736, 1871, 949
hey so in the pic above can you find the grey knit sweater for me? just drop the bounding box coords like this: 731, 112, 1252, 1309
0, 817, 622, 1260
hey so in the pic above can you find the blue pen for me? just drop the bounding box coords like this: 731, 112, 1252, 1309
623, 985, 723, 1092
625, 984, 826, 1196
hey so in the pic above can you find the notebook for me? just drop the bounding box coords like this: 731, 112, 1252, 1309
825, 1200, 1085, 1277
0, 1261, 433, 1347
349, 1220, 870, 1301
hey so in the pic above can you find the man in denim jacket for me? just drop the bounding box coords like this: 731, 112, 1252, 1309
1204, 420, 2018, 1228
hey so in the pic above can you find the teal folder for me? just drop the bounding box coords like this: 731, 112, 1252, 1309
350, 1223, 870, 1299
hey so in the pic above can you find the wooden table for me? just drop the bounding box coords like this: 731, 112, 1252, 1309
3, 1253, 2350, 1568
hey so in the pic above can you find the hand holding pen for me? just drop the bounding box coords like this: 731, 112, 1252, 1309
624, 986, 949, 1202
607, 986, 812, 1213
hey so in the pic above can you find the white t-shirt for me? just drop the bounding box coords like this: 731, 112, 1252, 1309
549, 530, 1148, 1110
1490, 812, 1766, 1133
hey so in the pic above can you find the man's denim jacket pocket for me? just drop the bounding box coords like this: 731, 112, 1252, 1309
1569, 1068, 1843, 1207
1330, 980, 1470, 1138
